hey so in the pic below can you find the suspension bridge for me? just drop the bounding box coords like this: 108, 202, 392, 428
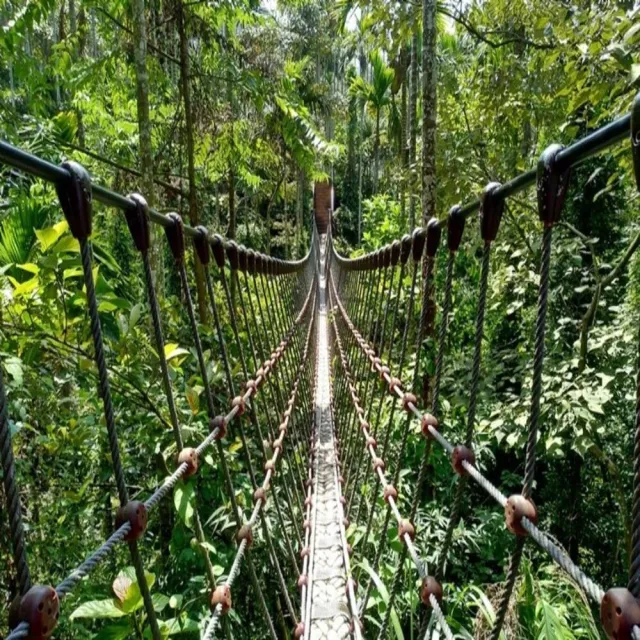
1, 94, 640, 640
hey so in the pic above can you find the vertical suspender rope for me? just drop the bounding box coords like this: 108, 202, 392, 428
164, 215, 278, 640
490, 146, 569, 640
54, 163, 162, 640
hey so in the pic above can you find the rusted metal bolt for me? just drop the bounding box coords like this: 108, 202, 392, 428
115, 500, 147, 541
451, 445, 475, 475
421, 413, 439, 439
210, 585, 231, 614
177, 447, 198, 479
420, 576, 443, 607
505, 495, 538, 536
210, 415, 227, 440
9, 585, 59, 640
600, 588, 640, 640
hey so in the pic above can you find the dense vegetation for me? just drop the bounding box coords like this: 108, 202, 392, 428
2, 0, 640, 638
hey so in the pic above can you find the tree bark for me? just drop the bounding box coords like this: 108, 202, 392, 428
400, 47, 408, 232
133, 0, 164, 295
177, 0, 207, 321
373, 107, 380, 192
421, 0, 437, 225
409, 30, 419, 230
296, 167, 304, 259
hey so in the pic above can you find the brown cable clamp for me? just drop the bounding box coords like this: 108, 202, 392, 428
193, 225, 211, 265
633, 92, 640, 191
253, 487, 267, 504
210, 585, 231, 614
115, 500, 148, 541
505, 495, 538, 536
402, 392, 417, 412
366, 436, 377, 449
237, 245, 248, 272
373, 457, 385, 472
211, 234, 225, 269
226, 241, 240, 270
389, 377, 403, 394
390, 239, 401, 266
537, 144, 571, 227
379, 365, 391, 381
479, 182, 504, 245
294, 622, 305, 638
360, 420, 370, 432
420, 576, 443, 608
55, 160, 92, 240
412, 227, 426, 262
451, 445, 475, 475
236, 524, 253, 546
300, 546, 310, 559
421, 413, 439, 439
600, 588, 640, 640
297, 574, 309, 589
383, 485, 398, 503
383, 245, 392, 268
9, 585, 59, 640
164, 213, 185, 264
247, 249, 256, 274
400, 234, 412, 264
425, 217, 442, 258
210, 415, 227, 440
177, 447, 199, 479
398, 519, 416, 543
447, 205, 466, 252
231, 395, 246, 416
124, 193, 150, 254
264, 460, 276, 474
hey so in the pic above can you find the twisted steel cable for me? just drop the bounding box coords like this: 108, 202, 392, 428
0, 364, 32, 595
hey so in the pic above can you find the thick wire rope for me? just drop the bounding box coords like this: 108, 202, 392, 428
328, 276, 454, 640
331, 262, 607, 621
0, 363, 32, 595
203, 261, 296, 623
79, 238, 162, 640
489, 225, 553, 640
202, 295, 316, 639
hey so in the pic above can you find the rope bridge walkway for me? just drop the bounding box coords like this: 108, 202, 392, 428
2, 93, 640, 639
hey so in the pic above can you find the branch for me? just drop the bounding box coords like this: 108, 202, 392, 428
438, 6, 557, 50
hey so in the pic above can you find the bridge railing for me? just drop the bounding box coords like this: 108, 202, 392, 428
326, 93, 640, 640
0, 143, 317, 639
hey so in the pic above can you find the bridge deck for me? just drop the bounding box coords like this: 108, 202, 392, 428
306, 237, 352, 639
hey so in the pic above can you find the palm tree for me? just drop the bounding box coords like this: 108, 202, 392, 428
349, 50, 394, 193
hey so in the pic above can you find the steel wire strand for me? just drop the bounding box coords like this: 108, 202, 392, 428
378, 252, 439, 640
79, 238, 162, 640
351, 262, 407, 525
249, 270, 305, 550
328, 281, 454, 640
0, 363, 32, 595
202, 304, 316, 639
431, 244, 491, 587
205, 267, 298, 622
331, 269, 606, 613
630, 316, 640, 596
489, 225, 553, 640
344, 264, 394, 505
359, 262, 422, 610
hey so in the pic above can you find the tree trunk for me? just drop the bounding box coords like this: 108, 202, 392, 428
373, 108, 380, 193
421, 0, 437, 226
296, 167, 304, 259
177, 0, 207, 322
400, 48, 408, 232
421, 0, 437, 408
409, 30, 418, 230
133, 0, 164, 295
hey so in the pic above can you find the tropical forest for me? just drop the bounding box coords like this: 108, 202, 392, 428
1, 0, 640, 639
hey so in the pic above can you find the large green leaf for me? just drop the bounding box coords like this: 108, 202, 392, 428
359, 559, 404, 640
69, 599, 126, 620
174, 480, 195, 527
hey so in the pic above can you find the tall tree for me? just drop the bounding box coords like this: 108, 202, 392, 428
421, 0, 437, 225
177, 0, 207, 321
408, 29, 419, 230
132, 0, 163, 293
